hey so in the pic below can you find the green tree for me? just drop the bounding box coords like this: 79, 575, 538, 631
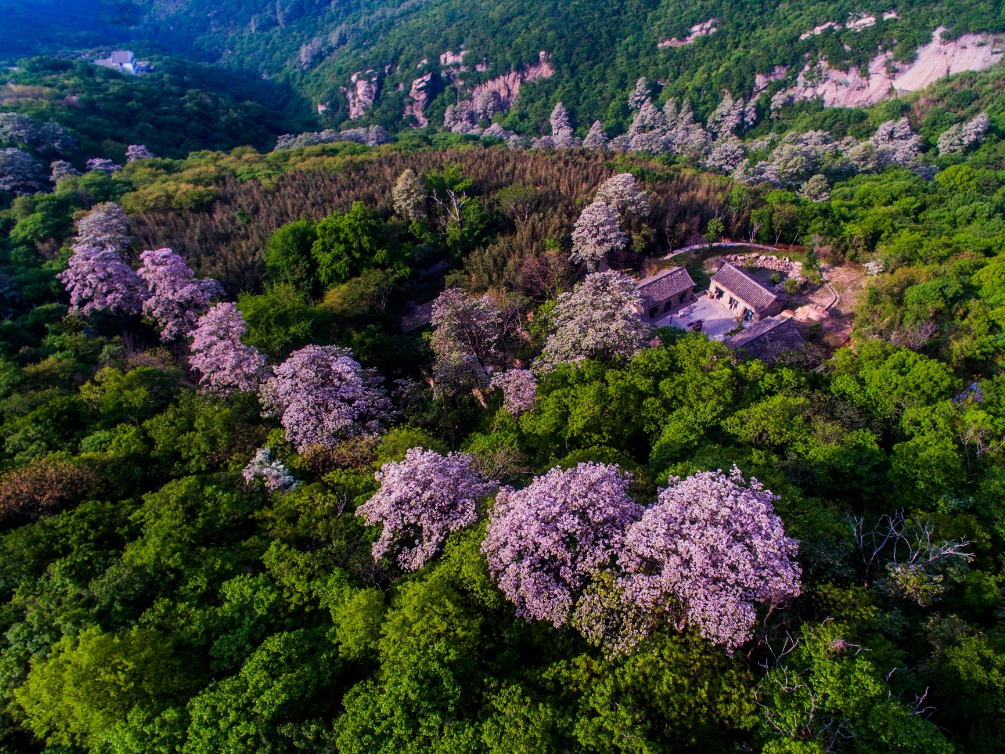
15, 626, 196, 748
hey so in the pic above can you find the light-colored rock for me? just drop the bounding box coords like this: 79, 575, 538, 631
343, 70, 381, 119
443, 52, 555, 133
658, 18, 718, 48
781, 27, 1004, 108
406, 72, 436, 127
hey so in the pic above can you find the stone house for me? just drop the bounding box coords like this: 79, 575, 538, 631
636, 266, 697, 320
709, 261, 782, 322
725, 315, 806, 363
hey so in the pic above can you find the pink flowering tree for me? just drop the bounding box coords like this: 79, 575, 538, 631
138, 248, 225, 341
259, 345, 395, 451
357, 448, 499, 571
534, 271, 651, 372
74, 202, 130, 251
59, 246, 148, 315
126, 144, 155, 162
570, 201, 626, 268
594, 173, 649, 217
189, 303, 269, 396
85, 158, 121, 174
482, 462, 644, 626
489, 369, 537, 415
0, 148, 49, 196
576, 467, 801, 655
430, 288, 502, 393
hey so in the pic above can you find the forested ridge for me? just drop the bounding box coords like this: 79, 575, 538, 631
0, 2, 1003, 753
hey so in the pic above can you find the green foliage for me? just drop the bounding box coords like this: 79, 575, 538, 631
15, 626, 195, 748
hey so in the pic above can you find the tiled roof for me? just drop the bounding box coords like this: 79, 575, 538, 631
726, 316, 806, 363
711, 262, 779, 313
636, 267, 695, 309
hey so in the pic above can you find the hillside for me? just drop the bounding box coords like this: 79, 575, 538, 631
111, 0, 1005, 135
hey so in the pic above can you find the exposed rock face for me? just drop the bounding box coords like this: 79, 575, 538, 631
343, 70, 381, 119
443, 52, 555, 133
658, 18, 718, 48
406, 72, 437, 127
778, 27, 1003, 108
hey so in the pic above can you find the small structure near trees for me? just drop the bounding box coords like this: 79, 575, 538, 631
709, 261, 782, 322
724, 315, 806, 363
635, 266, 696, 320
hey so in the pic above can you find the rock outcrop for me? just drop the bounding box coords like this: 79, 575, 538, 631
343, 70, 381, 120
405, 72, 438, 127
776, 27, 1003, 109
443, 52, 555, 134
658, 18, 718, 48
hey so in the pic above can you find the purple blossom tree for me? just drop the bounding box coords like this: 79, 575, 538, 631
59, 203, 146, 315
937, 112, 990, 156
570, 201, 627, 268
535, 271, 651, 372
489, 369, 537, 415
430, 288, 501, 392
0, 148, 49, 196
49, 160, 81, 184
189, 303, 269, 396
576, 467, 801, 654
594, 173, 649, 216
58, 246, 148, 315
0, 113, 77, 157
74, 202, 130, 251
242, 448, 299, 492
260, 345, 395, 451
85, 158, 122, 174
491, 369, 534, 410
583, 121, 609, 149
482, 462, 644, 626
138, 248, 224, 341
357, 448, 499, 571
629, 77, 650, 110
126, 144, 155, 162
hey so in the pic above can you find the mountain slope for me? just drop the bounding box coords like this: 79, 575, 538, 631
126, 0, 1005, 135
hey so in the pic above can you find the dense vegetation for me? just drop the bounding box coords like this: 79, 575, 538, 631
1, 57, 313, 161
0, 1, 1004, 752
0, 80, 1004, 750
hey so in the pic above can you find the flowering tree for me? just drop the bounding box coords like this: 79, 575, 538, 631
49, 160, 80, 184
535, 271, 651, 372
577, 467, 801, 654
189, 303, 269, 396
85, 158, 122, 174
138, 248, 224, 341
937, 112, 990, 156
595, 173, 649, 216
392, 168, 426, 221
357, 448, 498, 571
0, 113, 77, 157
629, 77, 650, 109
549, 102, 574, 143
797, 174, 831, 203
583, 121, 609, 149
75, 202, 130, 251
59, 245, 148, 315
570, 201, 626, 268
489, 369, 537, 415
482, 462, 643, 625
0, 148, 49, 196
126, 144, 155, 162
260, 345, 394, 451
242, 448, 299, 492
430, 288, 502, 392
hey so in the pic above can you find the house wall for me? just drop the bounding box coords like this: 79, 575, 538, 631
708, 284, 781, 322
642, 288, 695, 320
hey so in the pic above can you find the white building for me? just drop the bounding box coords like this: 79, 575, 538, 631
94, 51, 151, 75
